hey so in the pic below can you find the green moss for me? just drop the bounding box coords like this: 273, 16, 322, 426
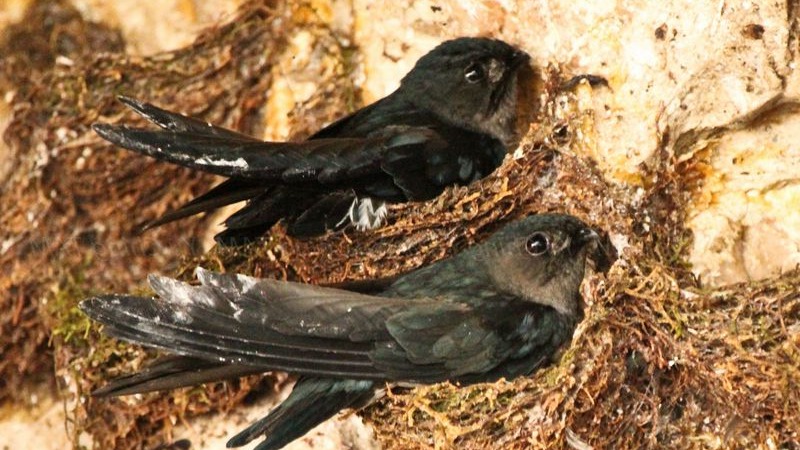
47, 255, 135, 374
48, 258, 96, 348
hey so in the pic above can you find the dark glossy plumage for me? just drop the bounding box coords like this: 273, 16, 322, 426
93, 37, 529, 244
81, 214, 599, 450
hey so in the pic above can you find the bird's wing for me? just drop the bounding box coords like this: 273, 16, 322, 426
371, 303, 517, 381
94, 113, 446, 185
380, 299, 574, 383
81, 269, 539, 382
378, 128, 508, 201
81, 268, 425, 379
96, 97, 495, 196
115, 96, 260, 141
306, 90, 430, 139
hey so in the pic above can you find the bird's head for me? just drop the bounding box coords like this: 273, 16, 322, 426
481, 214, 600, 317
399, 37, 530, 146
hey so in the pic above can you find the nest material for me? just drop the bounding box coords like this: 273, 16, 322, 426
1, 0, 798, 449
364, 263, 800, 449
0, 0, 364, 447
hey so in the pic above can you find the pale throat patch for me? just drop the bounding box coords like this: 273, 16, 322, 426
338, 197, 388, 231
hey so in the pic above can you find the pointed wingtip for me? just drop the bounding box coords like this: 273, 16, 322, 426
77, 297, 95, 315
79, 295, 117, 318
90, 384, 116, 398
136, 213, 175, 233
117, 95, 168, 125
117, 95, 145, 111
133, 220, 153, 234
91, 122, 116, 138
90, 376, 142, 398
225, 415, 270, 448
91, 122, 138, 147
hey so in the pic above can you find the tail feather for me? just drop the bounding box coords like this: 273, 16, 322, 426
143, 179, 267, 231
215, 224, 276, 246
212, 186, 315, 244
92, 355, 265, 397
93, 120, 390, 181
227, 377, 375, 450
285, 192, 356, 238
223, 186, 304, 229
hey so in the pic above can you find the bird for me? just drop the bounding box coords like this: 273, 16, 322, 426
80, 213, 601, 450
92, 37, 530, 245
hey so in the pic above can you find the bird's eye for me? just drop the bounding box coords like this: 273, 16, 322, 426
464, 63, 485, 83
526, 232, 550, 256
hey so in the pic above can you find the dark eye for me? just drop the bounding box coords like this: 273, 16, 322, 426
526, 232, 550, 256
464, 63, 485, 83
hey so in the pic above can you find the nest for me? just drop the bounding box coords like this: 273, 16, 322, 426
1, 0, 797, 449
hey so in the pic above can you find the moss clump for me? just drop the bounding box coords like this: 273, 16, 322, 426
48, 260, 96, 348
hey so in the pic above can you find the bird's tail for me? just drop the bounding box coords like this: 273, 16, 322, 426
91, 355, 265, 397
226, 377, 375, 450
91, 358, 376, 450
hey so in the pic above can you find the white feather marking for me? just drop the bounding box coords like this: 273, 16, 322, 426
149, 274, 194, 306
194, 155, 249, 168
235, 273, 259, 292
171, 306, 193, 324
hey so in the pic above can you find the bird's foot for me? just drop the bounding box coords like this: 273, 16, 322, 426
339, 197, 388, 231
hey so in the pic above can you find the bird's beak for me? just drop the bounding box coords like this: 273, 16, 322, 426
578, 227, 600, 244
579, 227, 617, 273
508, 50, 531, 70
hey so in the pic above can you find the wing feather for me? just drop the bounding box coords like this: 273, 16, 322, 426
82, 269, 563, 383
93, 123, 441, 185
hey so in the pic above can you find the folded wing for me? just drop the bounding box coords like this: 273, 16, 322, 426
81, 269, 535, 383
94, 97, 505, 240
94, 97, 448, 188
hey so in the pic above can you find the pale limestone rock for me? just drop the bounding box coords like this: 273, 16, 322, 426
0, 389, 70, 450
0, 92, 13, 184
687, 111, 800, 285
69, 0, 245, 54
0, 0, 32, 182
0, 0, 32, 27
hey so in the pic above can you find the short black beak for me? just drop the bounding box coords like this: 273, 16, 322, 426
578, 227, 599, 243
579, 227, 616, 273
509, 49, 531, 70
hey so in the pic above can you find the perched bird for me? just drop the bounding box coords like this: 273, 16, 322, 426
81, 214, 600, 450
93, 37, 530, 244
